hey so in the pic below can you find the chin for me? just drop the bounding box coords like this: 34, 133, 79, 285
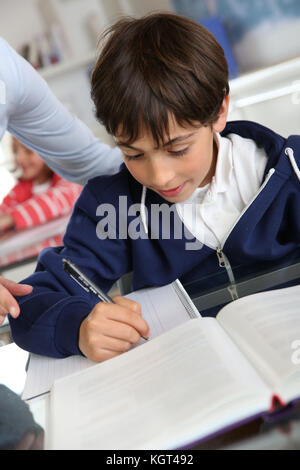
163, 193, 190, 204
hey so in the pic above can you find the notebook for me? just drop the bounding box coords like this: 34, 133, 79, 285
47, 284, 300, 450
22, 280, 199, 401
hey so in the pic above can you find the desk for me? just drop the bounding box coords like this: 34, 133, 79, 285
3, 249, 300, 450
184, 248, 300, 316
0, 215, 70, 270
192, 403, 300, 450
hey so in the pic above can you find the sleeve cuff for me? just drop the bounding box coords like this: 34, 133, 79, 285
55, 299, 92, 356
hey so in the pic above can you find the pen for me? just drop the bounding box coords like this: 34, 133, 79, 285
63, 257, 113, 303
62, 258, 148, 340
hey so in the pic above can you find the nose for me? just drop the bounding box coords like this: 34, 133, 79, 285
148, 156, 176, 190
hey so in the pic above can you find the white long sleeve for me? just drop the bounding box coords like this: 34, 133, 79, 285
0, 38, 123, 185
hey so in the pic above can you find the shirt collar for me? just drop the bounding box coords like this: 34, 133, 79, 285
211, 132, 234, 194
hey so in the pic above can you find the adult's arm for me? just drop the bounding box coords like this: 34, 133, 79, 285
0, 38, 122, 185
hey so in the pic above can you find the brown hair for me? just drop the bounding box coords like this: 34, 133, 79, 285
91, 13, 229, 145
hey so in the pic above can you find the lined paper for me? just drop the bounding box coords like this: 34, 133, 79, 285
23, 281, 199, 400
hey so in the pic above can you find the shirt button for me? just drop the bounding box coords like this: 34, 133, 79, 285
206, 190, 212, 201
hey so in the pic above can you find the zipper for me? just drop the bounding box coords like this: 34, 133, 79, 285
216, 247, 238, 301
176, 168, 276, 301
214, 168, 275, 301
215, 168, 275, 300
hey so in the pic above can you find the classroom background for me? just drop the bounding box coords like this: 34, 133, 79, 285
1, 0, 300, 394
1, 0, 300, 202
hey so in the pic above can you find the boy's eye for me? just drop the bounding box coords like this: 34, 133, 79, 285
124, 146, 189, 160
124, 153, 143, 161
168, 147, 189, 157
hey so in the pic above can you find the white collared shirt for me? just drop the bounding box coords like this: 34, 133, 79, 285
176, 133, 268, 249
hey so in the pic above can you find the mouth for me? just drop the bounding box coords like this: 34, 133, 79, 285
157, 183, 186, 197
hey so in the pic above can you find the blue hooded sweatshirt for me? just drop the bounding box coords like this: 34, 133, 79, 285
9, 121, 300, 358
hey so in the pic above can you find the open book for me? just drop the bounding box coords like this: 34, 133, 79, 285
23, 280, 199, 401
46, 284, 300, 450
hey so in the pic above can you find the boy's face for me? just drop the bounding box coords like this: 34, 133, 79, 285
116, 96, 229, 203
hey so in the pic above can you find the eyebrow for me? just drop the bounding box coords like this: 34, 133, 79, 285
116, 132, 196, 151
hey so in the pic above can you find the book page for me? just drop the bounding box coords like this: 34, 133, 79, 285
23, 282, 196, 400
217, 285, 300, 395
49, 318, 270, 450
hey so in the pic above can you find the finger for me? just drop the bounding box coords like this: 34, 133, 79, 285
98, 334, 132, 353
0, 277, 33, 296
100, 318, 142, 344
103, 305, 150, 339
112, 295, 142, 314
91, 348, 122, 363
0, 315, 6, 326
0, 284, 21, 318
0, 305, 8, 315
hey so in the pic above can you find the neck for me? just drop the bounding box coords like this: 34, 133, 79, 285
35, 169, 52, 184
199, 135, 218, 187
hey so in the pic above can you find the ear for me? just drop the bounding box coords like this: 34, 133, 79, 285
212, 94, 230, 133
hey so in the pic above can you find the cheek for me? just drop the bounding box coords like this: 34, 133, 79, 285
188, 147, 212, 176
124, 161, 147, 184
183, 152, 205, 177
29, 157, 45, 173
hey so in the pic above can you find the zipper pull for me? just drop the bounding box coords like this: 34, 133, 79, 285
216, 247, 227, 268
216, 247, 239, 301
228, 284, 239, 301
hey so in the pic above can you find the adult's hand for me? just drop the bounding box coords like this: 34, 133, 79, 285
0, 277, 33, 325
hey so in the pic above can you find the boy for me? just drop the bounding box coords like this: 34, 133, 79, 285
10, 13, 300, 363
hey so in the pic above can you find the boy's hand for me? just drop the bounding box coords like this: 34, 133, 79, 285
78, 296, 150, 362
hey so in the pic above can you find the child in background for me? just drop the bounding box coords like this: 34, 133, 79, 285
0, 137, 82, 233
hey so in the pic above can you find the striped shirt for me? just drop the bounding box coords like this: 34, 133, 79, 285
0, 173, 82, 230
